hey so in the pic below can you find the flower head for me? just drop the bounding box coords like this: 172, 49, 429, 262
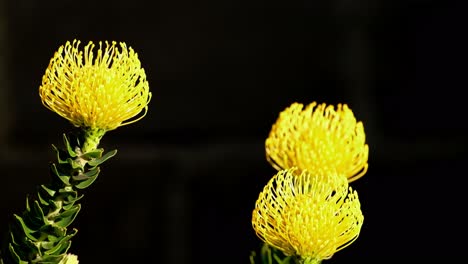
252, 168, 363, 262
39, 40, 152, 131
265, 102, 368, 182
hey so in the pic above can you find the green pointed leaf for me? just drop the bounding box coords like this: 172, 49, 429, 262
63, 134, 77, 158
55, 204, 81, 228
32, 201, 48, 225
51, 164, 71, 185
40, 240, 56, 250
47, 234, 59, 243
81, 148, 104, 160
39, 225, 66, 240
56, 188, 83, 210
250, 251, 257, 264
88, 149, 117, 167
25, 196, 31, 212
9, 232, 18, 246
260, 243, 272, 264
74, 168, 100, 189
58, 188, 79, 199
62, 195, 83, 211
8, 244, 29, 264
37, 191, 50, 206
44, 241, 71, 255
44, 236, 72, 255
52, 144, 69, 164
74, 177, 97, 189
58, 186, 74, 194
23, 238, 41, 253
63, 193, 82, 202
13, 214, 39, 241
32, 253, 66, 263
72, 167, 99, 181
253, 243, 296, 264
41, 185, 56, 197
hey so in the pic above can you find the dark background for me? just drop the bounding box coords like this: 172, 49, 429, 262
1, 0, 467, 263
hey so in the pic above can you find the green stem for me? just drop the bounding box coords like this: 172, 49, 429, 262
1, 130, 116, 264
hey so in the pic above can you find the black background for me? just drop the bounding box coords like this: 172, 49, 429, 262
1, 0, 467, 263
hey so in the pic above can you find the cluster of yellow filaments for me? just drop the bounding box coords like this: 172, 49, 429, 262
265, 102, 368, 183
39, 40, 152, 131
252, 168, 363, 262
252, 101, 368, 263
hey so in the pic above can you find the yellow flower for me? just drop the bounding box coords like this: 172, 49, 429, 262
39, 40, 152, 131
265, 102, 368, 182
252, 168, 363, 262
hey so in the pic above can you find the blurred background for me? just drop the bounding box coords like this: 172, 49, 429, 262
0, 0, 467, 263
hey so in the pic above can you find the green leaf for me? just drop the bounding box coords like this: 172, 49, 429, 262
81, 148, 104, 160
40, 240, 56, 250
51, 164, 71, 185
44, 240, 71, 256
56, 188, 83, 210
63, 134, 77, 158
32, 200, 48, 225
58, 188, 81, 201
72, 167, 99, 181
47, 234, 59, 243
58, 187, 77, 196
43, 229, 77, 256
41, 185, 56, 197
88, 149, 117, 167
37, 191, 51, 206
74, 167, 100, 189
250, 251, 257, 264
9, 231, 19, 246
39, 225, 66, 242
32, 254, 66, 263
63, 199, 80, 209
8, 244, 29, 264
13, 214, 39, 241
260, 243, 273, 264
52, 144, 68, 164
25, 196, 31, 212
62, 196, 84, 211
55, 204, 81, 228
250, 243, 297, 264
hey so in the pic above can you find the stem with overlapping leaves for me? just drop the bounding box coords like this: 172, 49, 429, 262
1, 129, 115, 264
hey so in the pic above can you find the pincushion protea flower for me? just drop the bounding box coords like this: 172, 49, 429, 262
59, 254, 79, 264
252, 168, 363, 263
265, 102, 368, 182
39, 40, 152, 132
